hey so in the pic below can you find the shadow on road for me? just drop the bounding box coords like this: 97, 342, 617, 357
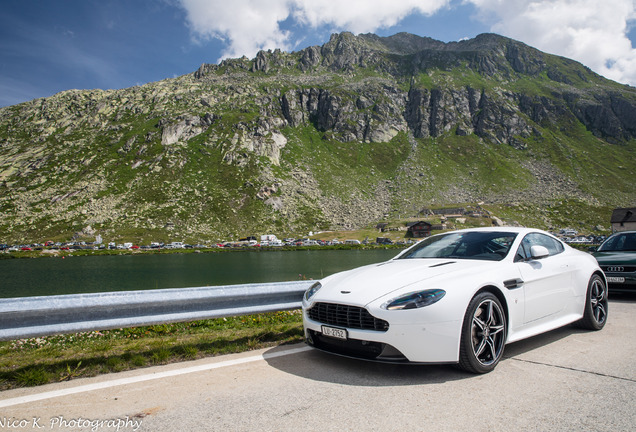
264, 344, 467, 387
608, 291, 636, 303
265, 326, 584, 386
503, 324, 584, 358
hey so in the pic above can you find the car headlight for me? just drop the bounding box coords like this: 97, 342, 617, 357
382, 289, 446, 310
304, 281, 322, 301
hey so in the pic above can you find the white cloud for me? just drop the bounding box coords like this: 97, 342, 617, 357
178, 0, 450, 60
466, 0, 636, 85
179, 0, 295, 59
290, 0, 450, 33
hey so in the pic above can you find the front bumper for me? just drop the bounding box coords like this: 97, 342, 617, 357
302, 309, 461, 364
603, 272, 636, 292
600, 266, 636, 292
306, 328, 408, 362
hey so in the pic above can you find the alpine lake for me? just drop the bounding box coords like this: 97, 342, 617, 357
0, 248, 401, 298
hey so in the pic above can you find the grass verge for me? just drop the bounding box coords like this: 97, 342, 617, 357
0, 310, 303, 390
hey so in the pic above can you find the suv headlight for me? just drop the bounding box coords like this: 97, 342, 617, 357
382, 289, 446, 310
304, 281, 322, 302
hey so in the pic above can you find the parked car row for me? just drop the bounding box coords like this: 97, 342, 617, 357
214, 237, 413, 248
0, 237, 412, 252
0, 241, 202, 251
561, 235, 607, 244
0, 241, 90, 251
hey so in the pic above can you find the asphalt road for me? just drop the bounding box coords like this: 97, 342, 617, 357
2, 294, 635, 432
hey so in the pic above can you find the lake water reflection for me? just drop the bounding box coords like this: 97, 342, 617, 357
0, 249, 401, 298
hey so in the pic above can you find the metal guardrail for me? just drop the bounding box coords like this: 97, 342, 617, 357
0, 280, 314, 341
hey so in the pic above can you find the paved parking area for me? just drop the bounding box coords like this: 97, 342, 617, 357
1, 295, 635, 431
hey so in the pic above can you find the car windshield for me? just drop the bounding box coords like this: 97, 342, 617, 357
398, 231, 517, 261
597, 232, 636, 252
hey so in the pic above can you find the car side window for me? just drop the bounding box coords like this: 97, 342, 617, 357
514, 233, 564, 262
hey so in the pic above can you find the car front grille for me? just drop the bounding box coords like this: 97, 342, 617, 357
601, 266, 636, 273
307, 302, 389, 332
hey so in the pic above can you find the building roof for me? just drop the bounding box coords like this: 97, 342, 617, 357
407, 221, 432, 228
611, 208, 636, 224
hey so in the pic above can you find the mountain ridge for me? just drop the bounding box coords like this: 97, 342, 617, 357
0, 32, 635, 243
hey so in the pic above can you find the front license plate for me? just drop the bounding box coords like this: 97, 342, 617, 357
321, 326, 347, 340
607, 277, 625, 283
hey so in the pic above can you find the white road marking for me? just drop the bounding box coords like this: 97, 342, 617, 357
0, 345, 311, 408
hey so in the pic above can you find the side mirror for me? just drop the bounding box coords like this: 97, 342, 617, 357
588, 246, 597, 252
530, 245, 550, 260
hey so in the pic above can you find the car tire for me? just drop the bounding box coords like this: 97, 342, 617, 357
458, 292, 507, 374
575, 274, 608, 331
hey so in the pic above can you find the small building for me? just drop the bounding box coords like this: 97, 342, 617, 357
407, 221, 433, 238
611, 208, 636, 232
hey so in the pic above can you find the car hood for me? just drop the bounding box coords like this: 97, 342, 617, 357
315, 258, 495, 306
593, 251, 636, 265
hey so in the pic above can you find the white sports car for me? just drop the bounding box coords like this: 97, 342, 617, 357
302, 227, 608, 373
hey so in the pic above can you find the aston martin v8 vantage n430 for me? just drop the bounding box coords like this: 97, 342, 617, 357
302, 228, 607, 373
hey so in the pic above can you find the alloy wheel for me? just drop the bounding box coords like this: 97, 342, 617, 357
471, 298, 506, 366
589, 277, 607, 325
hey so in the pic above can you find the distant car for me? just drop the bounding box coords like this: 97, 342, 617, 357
303, 227, 608, 374
376, 237, 393, 245
592, 231, 636, 292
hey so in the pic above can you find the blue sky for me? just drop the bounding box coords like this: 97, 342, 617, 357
1, 0, 635, 107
